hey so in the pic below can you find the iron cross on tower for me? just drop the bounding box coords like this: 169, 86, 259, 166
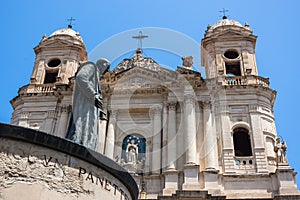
132, 31, 148, 50
219, 8, 229, 19
67, 17, 76, 28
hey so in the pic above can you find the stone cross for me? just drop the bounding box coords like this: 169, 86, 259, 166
219, 8, 229, 19
132, 31, 148, 50
67, 17, 76, 28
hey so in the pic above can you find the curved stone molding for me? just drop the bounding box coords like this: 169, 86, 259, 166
0, 123, 138, 200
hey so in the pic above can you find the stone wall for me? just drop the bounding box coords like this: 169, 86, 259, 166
0, 123, 138, 200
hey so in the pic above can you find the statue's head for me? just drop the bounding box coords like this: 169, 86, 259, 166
96, 58, 110, 75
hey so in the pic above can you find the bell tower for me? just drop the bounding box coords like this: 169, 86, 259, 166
202, 16, 258, 79
200, 16, 299, 198
30, 26, 87, 85
10, 26, 87, 136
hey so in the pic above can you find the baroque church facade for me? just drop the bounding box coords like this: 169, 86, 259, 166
10, 17, 300, 199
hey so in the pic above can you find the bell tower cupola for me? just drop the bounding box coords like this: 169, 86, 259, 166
10, 25, 87, 135
201, 17, 258, 79
30, 26, 87, 85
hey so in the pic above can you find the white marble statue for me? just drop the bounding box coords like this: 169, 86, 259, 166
126, 140, 139, 164
274, 137, 288, 164
70, 58, 110, 150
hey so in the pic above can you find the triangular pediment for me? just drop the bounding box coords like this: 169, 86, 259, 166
101, 65, 178, 90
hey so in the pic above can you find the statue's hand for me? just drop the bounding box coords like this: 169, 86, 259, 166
95, 95, 103, 108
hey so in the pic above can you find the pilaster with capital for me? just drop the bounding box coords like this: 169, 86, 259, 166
249, 104, 268, 173
219, 103, 234, 173
105, 109, 118, 159
56, 105, 70, 138
18, 112, 29, 127
150, 105, 162, 174
41, 110, 57, 134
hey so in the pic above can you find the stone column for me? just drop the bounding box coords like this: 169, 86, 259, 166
203, 102, 217, 170
182, 92, 200, 190
167, 101, 177, 169
162, 101, 168, 171
163, 101, 179, 196
105, 109, 117, 159
145, 140, 152, 173
56, 105, 69, 138
151, 105, 162, 174
184, 93, 197, 164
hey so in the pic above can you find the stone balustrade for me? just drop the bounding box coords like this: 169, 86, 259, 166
223, 75, 270, 87
234, 156, 256, 173
18, 84, 54, 94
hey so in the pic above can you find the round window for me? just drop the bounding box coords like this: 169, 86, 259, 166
47, 58, 61, 67
224, 50, 239, 59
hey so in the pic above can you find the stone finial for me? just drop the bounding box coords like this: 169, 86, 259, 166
40, 34, 47, 43
181, 56, 193, 69
207, 24, 211, 30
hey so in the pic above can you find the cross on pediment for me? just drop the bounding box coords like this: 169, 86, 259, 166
132, 31, 148, 50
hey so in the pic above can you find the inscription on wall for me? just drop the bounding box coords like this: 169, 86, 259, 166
0, 138, 132, 200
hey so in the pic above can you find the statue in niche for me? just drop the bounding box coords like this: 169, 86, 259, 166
126, 140, 139, 164
274, 137, 288, 164
66, 58, 110, 150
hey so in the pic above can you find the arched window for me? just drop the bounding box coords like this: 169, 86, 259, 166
44, 70, 58, 83
233, 128, 252, 156
122, 134, 146, 163
224, 50, 241, 76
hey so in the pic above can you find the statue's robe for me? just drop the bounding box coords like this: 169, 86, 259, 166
71, 62, 99, 150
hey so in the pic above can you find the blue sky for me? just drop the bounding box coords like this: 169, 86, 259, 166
0, 0, 299, 189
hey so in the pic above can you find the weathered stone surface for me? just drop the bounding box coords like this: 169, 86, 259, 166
0, 123, 138, 200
